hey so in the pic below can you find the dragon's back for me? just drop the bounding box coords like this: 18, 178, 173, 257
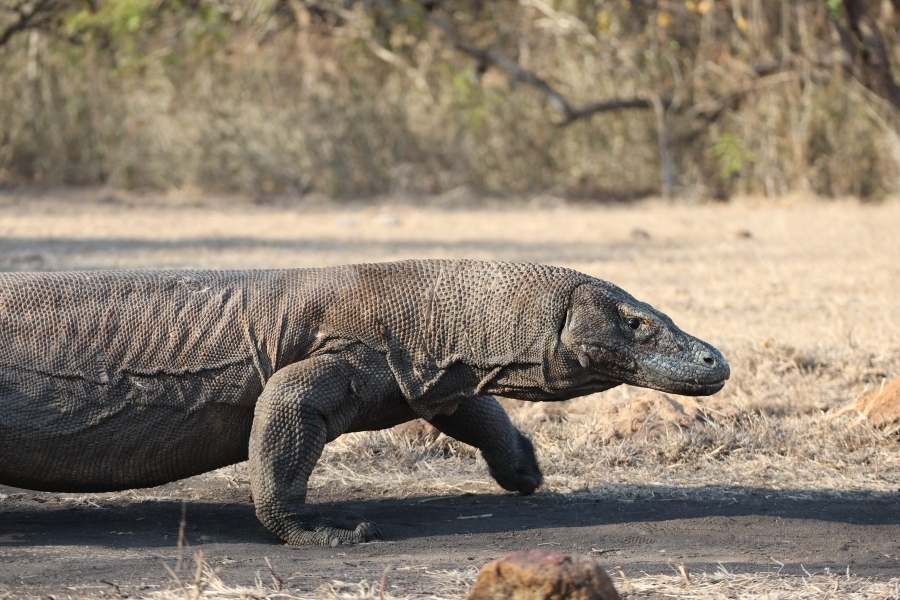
0, 270, 264, 388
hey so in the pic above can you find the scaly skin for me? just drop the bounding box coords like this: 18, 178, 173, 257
0, 260, 729, 546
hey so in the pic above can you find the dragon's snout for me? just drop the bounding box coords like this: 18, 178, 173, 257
681, 342, 730, 395
696, 344, 730, 380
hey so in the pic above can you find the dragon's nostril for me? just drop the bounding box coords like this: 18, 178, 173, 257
700, 352, 716, 367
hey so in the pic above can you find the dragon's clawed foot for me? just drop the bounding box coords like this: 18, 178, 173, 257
282, 516, 381, 547
322, 520, 381, 547
487, 431, 543, 496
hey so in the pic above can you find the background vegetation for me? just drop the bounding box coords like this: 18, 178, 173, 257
1, 0, 898, 200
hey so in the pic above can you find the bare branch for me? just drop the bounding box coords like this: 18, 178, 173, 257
429, 13, 654, 126
560, 97, 655, 125
428, 11, 808, 133
0, 0, 60, 48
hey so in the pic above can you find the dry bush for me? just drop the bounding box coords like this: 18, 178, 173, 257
0, 1, 897, 199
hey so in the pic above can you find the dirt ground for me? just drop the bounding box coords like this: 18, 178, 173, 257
0, 190, 898, 599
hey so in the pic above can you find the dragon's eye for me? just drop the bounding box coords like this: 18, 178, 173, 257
627, 317, 642, 330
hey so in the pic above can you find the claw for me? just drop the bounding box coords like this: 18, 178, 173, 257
317, 521, 381, 547
353, 521, 380, 542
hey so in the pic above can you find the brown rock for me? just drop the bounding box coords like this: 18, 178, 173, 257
838, 379, 900, 429
466, 550, 620, 600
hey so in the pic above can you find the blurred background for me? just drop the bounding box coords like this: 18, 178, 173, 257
1, 0, 898, 201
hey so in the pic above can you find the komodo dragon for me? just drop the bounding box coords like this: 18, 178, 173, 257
0, 260, 729, 546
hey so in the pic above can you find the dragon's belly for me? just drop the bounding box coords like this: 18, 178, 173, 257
0, 365, 259, 491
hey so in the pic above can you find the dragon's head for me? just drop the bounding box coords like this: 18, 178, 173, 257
559, 281, 730, 396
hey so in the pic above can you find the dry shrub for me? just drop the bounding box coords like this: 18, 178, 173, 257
0, 3, 897, 199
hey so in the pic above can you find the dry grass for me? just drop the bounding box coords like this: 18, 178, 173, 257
615, 567, 900, 599
139, 551, 900, 600
143, 550, 475, 599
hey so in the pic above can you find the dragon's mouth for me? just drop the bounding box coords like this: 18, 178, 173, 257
652, 347, 731, 396
674, 378, 728, 396
637, 361, 730, 396
642, 377, 728, 396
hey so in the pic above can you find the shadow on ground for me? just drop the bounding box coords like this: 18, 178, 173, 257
2, 483, 898, 549
3, 481, 899, 594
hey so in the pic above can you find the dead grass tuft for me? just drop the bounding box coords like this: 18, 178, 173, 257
148, 551, 474, 600
615, 565, 900, 599
144, 553, 900, 600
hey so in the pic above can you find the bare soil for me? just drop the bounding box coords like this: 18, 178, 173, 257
0, 190, 898, 598
2, 480, 899, 598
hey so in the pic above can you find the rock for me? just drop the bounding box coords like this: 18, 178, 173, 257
837, 379, 900, 429
466, 550, 620, 600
